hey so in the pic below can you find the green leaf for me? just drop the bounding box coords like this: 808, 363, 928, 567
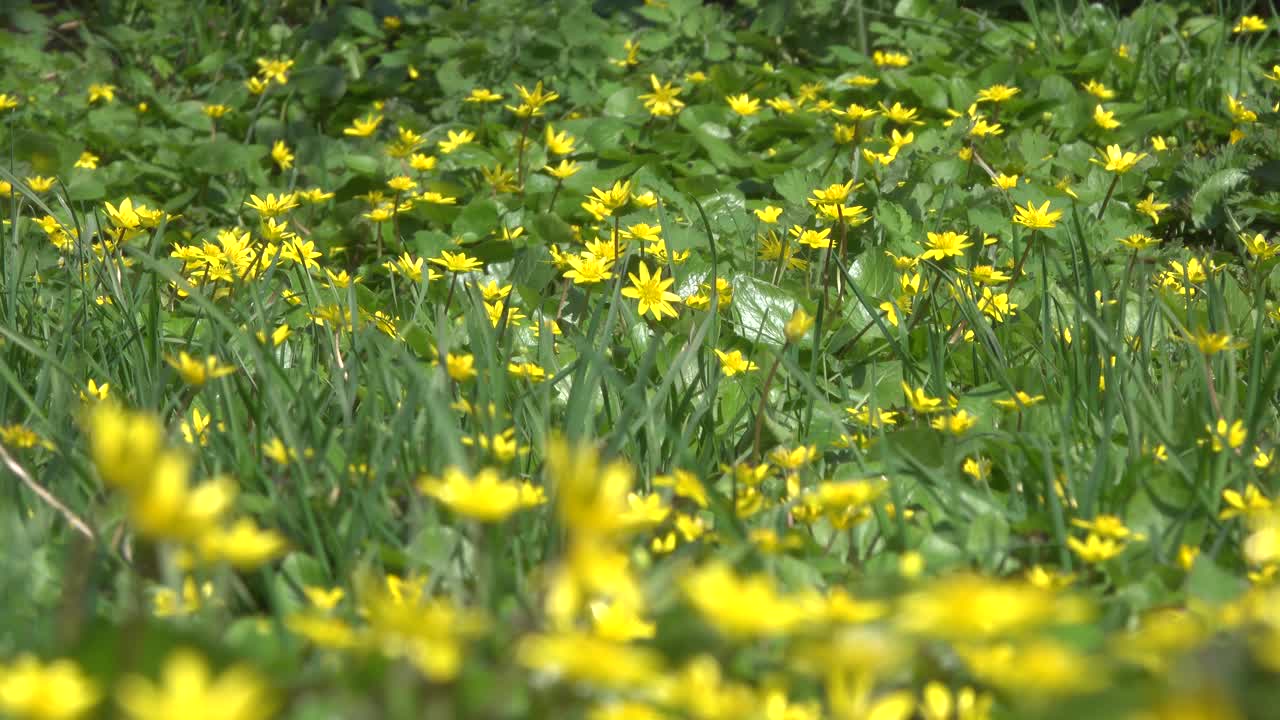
1186, 556, 1247, 605
186, 139, 267, 175
1190, 168, 1248, 227
876, 201, 915, 244
452, 198, 500, 240
774, 167, 818, 207
343, 154, 380, 175
732, 274, 796, 347
903, 75, 949, 112
65, 175, 105, 202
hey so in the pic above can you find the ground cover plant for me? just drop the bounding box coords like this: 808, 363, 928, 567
2, 0, 1280, 717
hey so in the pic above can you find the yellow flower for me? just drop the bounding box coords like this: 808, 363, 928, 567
517, 631, 662, 690
1254, 448, 1273, 469
506, 81, 559, 117
784, 307, 814, 343
978, 289, 1016, 322
86, 404, 165, 490
0, 655, 99, 720
900, 382, 948, 416
899, 573, 1087, 640
303, 586, 345, 610
589, 180, 632, 211
166, 352, 235, 387
564, 253, 614, 285
964, 264, 1010, 285
0, 93, 19, 111
930, 410, 978, 435
25, 176, 56, 193
243, 192, 298, 217
680, 562, 807, 637
652, 470, 708, 508
921, 230, 972, 261
846, 405, 898, 428
1092, 104, 1120, 130
637, 74, 685, 117
1081, 79, 1115, 99
631, 188, 655, 206
1089, 144, 1147, 173
244, 77, 269, 95
419, 467, 530, 522
714, 349, 759, 376
976, 84, 1020, 103
1218, 481, 1269, 515
341, 114, 382, 137
879, 101, 922, 125
445, 353, 476, 382
993, 390, 1045, 410
1185, 328, 1244, 355
180, 407, 213, 446
725, 93, 761, 117
418, 191, 457, 205
1012, 200, 1062, 230
837, 102, 877, 120
1151, 135, 1169, 152
544, 124, 577, 155
255, 57, 295, 84
962, 640, 1104, 695
87, 83, 116, 104
409, 153, 437, 171
544, 159, 582, 180
1206, 418, 1247, 452
791, 225, 832, 250
1242, 232, 1280, 260
116, 648, 274, 720
766, 96, 798, 114
590, 599, 656, 642
464, 87, 503, 103
1119, 232, 1160, 250
969, 118, 1003, 137
102, 197, 162, 232
1178, 544, 1200, 571
429, 250, 483, 274
74, 151, 99, 169
81, 379, 110, 403
1068, 533, 1126, 563
1071, 514, 1144, 541
962, 456, 990, 482
872, 49, 910, 67
438, 128, 476, 153
754, 205, 783, 223
993, 173, 1018, 189
1233, 15, 1267, 33
128, 455, 235, 541
199, 518, 287, 568
621, 262, 680, 320
153, 577, 213, 618
270, 140, 294, 170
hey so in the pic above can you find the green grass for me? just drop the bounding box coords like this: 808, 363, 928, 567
1, 0, 1280, 718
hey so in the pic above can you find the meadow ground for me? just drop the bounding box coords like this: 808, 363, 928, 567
1, 1, 1280, 718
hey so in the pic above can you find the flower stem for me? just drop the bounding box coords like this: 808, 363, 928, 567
751, 349, 786, 461
1009, 229, 1039, 287
444, 274, 458, 313
1097, 174, 1119, 220
515, 116, 532, 193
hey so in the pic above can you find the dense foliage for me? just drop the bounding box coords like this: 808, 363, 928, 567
2, 0, 1280, 718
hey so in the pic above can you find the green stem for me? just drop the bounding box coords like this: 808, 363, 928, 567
751, 349, 786, 461
1097, 174, 1120, 221
1009, 229, 1040, 287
